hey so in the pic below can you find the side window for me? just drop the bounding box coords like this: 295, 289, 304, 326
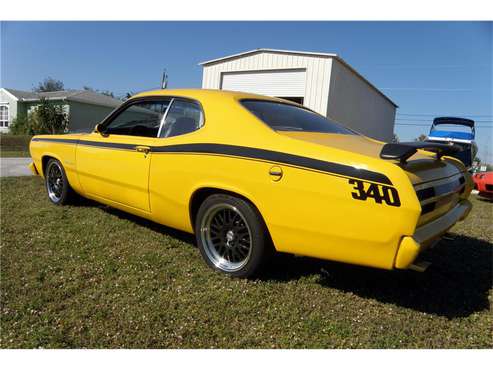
104, 100, 171, 138
159, 100, 204, 138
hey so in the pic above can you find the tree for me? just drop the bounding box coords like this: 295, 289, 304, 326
29, 98, 68, 134
83, 86, 116, 98
9, 99, 68, 135
100, 90, 115, 98
34, 77, 64, 92
414, 133, 427, 142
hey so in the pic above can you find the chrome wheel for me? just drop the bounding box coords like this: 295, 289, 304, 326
200, 203, 253, 272
46, 161, 64, 203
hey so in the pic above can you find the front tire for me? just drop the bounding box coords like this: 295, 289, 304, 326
45, 158, 74, 205
195, 194, 270, 278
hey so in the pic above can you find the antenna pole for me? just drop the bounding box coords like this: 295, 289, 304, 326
161, 69, 168, 89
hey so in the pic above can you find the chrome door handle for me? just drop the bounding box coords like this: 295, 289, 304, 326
135, 145, 150, 154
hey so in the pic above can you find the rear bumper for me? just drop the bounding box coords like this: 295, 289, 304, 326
394, 199, 472, 269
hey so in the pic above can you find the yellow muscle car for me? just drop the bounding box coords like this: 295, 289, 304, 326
29, 89, 473, 277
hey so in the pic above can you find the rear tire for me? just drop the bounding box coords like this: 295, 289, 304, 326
195, 194, 269, 278
44, 158, 74, 205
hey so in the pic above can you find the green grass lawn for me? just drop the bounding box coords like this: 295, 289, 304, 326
1, 176, 492, 348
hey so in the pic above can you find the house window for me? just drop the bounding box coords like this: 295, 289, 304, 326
0, 105, 8, 127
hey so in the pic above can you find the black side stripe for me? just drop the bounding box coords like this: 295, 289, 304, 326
32, 137, 80, 144
152, 143, 392, 185
31, 138, 393, 185
32, 137, 136, 150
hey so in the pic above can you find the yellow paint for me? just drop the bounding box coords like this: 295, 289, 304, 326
29, 89, 473, 270
76, 135, 155, 212
28, 162, 39, 175
394, 236, 421, 269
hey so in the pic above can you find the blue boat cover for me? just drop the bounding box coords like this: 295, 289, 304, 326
428, 130, 475, 141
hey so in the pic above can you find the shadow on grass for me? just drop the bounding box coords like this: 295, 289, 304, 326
73, 196, 491, 319
261, 235, 492, 319
477, 197, 493, 203
73, 196, 196, 245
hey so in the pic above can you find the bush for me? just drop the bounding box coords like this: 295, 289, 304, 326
29, 98, 68, 134
9, 98, 68, 136
9, 114, 32, 135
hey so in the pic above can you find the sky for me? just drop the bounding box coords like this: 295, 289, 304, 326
1, 21, 492, 162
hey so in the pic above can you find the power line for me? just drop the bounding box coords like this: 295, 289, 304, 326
395, 118, 493, 123
397, 113, 493, 117
395, 123, 493, 128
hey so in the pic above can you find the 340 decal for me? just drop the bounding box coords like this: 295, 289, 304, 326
348, 179, 401, 207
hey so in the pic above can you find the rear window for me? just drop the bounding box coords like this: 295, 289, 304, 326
241, 99, 356, 135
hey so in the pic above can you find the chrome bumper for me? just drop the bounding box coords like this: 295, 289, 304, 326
414, 199, 472, 244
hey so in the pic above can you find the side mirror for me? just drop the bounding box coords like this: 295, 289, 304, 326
94, 123, 108, 137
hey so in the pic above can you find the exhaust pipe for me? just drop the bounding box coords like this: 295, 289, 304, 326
408, 261, 431, 272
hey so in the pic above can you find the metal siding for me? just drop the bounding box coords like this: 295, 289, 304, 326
327, 59, 396, 141
201, 51, 331, 115
320, 59, 332, 118
315, 59, 325, 112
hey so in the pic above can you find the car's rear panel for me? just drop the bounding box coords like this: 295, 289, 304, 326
414, 172, 467, 226
398, 157, 472, 228
275, 131, 472, 267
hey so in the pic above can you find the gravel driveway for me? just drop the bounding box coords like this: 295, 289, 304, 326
0, 158, 33, 177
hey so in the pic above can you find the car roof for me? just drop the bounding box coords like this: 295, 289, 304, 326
132, 88, 299, 105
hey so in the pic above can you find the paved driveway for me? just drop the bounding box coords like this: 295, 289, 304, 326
0, 158, 33, 177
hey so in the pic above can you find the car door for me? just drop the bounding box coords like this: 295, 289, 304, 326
76, 98, 172, 212
146, 98, 206, 229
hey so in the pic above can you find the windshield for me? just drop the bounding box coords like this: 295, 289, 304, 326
241, 99, 356, 135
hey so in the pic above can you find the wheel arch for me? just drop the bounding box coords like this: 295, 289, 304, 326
188, 186, 276, 250
41, 153, 62, 176
41, 154, 79, 195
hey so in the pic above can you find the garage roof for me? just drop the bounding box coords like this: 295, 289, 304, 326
199, 48, 398, 108
199, 48, 338, 66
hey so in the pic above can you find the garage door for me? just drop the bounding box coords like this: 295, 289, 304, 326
221, 69, 306, 97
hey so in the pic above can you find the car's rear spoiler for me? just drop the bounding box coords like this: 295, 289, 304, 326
380, 142, 461, 163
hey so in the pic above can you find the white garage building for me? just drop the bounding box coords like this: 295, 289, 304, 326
200, 49, 397, 142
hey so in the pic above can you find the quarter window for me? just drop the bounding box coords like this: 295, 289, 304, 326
159, 100, 204, 138
0, 105, 9, 128
104, 100, 172, 137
